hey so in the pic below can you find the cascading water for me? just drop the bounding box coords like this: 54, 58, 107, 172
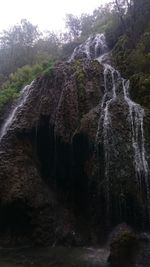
123, 80, 149, 185
0, 82, 34, 141
70, 33, 150, 222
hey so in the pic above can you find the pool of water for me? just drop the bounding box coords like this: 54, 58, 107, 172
0, 246, 109, 267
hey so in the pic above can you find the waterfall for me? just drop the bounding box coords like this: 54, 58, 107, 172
123, 80, 149, 179
70, 34, 108, 61
0, 82, 34, 140
70, 33, 150, 221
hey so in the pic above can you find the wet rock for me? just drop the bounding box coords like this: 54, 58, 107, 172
108, 224, 139, 267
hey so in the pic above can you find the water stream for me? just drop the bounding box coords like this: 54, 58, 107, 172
71, 33, 150, 218
0, 82, 34, 141
0, 246, 109, 267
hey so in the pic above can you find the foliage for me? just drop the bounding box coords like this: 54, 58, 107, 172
0, 60, 55, 111
0, 20, 61, 86
35, 32, 62, 62
65, 14, 81, 39
65, 5, 119, 42
110, 0, 150, 109
75, 61, 86, 98
0, 19, 40, 49
0, 20, 40, 82
42, 61, 55, 76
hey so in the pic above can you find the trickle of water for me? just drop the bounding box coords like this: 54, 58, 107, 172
0, 82, 33, 140
122, 79, 150, 203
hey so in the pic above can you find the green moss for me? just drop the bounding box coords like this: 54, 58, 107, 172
74, 61, 86, 98
78, 73, 86, 98
75, 62, 86, 119
42, 61, 55, 76
130, 73, 150, 109
112, 31, 150, 112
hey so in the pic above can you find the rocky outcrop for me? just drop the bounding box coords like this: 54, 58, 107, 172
0, 56, 149, 247
108, 224, 138, 267
108, 225, 150, 267
0, 59, 104, 246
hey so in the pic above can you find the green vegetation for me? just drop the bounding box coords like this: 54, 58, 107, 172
0, 60, 54, 111
0, 20, 62, 86
75, 61, 86, 98
110, 1, 150, 108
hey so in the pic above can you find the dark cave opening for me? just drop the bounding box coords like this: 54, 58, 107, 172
36, 116, 90, 214
0, 201, 33, 245
34, 118, 93, 242
16, 117, 148, 244
36, 115, 55, 185
71, 133, 90, 213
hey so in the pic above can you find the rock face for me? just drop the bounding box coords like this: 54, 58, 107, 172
0, 35, 149, 247
108, 224, 138, 267
108, 225, 150, 267
0, 60, 104, 246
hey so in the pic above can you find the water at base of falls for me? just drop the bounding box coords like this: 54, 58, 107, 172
0, 246, 109, 267
70, 33, 150, 221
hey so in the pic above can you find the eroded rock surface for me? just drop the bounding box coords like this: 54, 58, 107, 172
0, 60, 104, 246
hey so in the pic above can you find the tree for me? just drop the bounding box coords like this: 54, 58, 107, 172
35, 31, 61, 61
65, 14, 81, 40
80, 14, 94, 38
113, 0, 127, 30
0, 20, 40, 80
0, 19, 40, 48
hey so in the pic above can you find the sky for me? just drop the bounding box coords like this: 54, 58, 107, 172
0, 0, 110, 33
